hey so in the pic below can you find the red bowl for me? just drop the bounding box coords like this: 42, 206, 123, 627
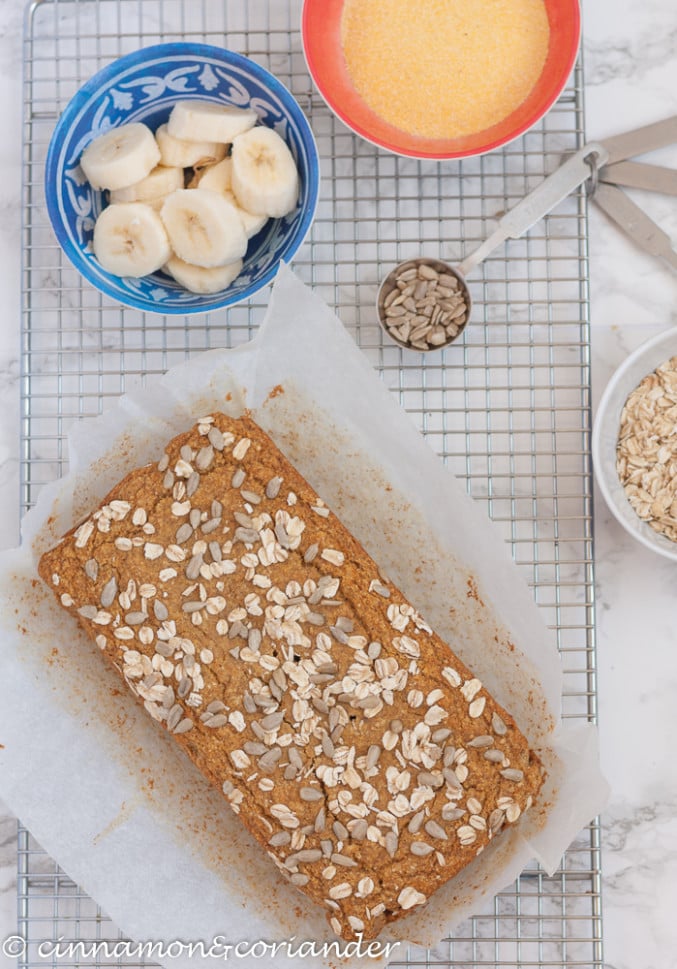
301, 0, 580, 159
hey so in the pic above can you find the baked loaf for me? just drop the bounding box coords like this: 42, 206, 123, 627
39, 412, 543, 939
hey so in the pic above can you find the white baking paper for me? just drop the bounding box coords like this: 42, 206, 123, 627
0, 265, 608, 969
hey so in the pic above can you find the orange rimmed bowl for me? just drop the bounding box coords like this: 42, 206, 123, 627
301, 0, 581, 160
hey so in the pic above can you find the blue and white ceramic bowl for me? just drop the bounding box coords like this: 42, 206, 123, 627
45, 43, 320, 315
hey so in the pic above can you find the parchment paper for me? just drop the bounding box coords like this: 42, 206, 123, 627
0, 265, 608, 968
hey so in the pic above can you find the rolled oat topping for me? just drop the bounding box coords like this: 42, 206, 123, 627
39, 412, 542, 942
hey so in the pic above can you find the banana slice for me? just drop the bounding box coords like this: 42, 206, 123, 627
160, 189, 248, 268
109, 165, 184, 204
233, 205, 267, 240
168, 100, 257, 144
93, 202, 171, 277
144, 196, 168, 213
231, 125, 299, 218
196, 159, 269, 239
194, 157, 234, 192
155, 124, 227, 169
164, 255, 243, 294
80, 123, 160, 191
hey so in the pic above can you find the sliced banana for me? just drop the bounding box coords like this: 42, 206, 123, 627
81, 112, 300, 293
236, 207, 268, 239
160, 189, 247, 268
168, 100, 257, 144
196, 159, 269, 239
93, 202, 171, 277
155, 123, 227, 169
80, 122, 160, 191
194, 157, 234, 193
231, 125, 299, 218
144, 196, 168, 213
164, 255, 243, 295
109, 164, 184, 204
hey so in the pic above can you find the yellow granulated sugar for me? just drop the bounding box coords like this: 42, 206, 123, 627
340, 0, 550, 139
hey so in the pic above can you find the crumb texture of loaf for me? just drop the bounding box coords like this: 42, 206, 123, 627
39, 412, 544, 940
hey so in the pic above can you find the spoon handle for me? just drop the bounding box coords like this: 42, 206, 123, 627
457, 226, 510, 277
458, 142, 609, 278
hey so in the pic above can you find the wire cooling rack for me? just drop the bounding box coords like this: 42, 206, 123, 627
18, 0, 603, 966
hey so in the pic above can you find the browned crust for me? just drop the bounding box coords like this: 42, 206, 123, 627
38, 412, 543, 939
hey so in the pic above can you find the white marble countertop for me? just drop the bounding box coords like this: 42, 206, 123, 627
1, 2, 677, 968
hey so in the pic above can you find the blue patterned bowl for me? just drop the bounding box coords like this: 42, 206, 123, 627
45, 43, 320, 315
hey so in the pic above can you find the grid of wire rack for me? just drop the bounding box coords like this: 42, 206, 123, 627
18, 0, 603, 966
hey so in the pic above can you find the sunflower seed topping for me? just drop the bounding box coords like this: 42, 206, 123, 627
424, 819, 448, 840
125, 611, 147, 625
153, 599, 169, 621
208, 426, 225, 451
205, 714, 229, 729
331, 853, 358, 868
266, 476, 283, 499
52, 412, 539, 917
84, 558, 99, 581
100, 576, 117, 608
259, 747, 283, 772
468, 735, 494, 748
287, 848, 323, 866
410, 841, 434, 857
500, 768, 525, 783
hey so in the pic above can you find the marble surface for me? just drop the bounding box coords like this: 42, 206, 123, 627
1, 2, 677, 969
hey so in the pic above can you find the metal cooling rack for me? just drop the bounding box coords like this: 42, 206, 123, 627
18, 0, 603, 966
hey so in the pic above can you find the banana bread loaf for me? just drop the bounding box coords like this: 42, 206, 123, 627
38, 412, 544, 940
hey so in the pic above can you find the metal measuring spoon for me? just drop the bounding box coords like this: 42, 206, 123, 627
377, 142, 609, 350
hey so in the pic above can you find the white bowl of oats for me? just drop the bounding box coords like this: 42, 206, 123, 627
593, 326, 677, 561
